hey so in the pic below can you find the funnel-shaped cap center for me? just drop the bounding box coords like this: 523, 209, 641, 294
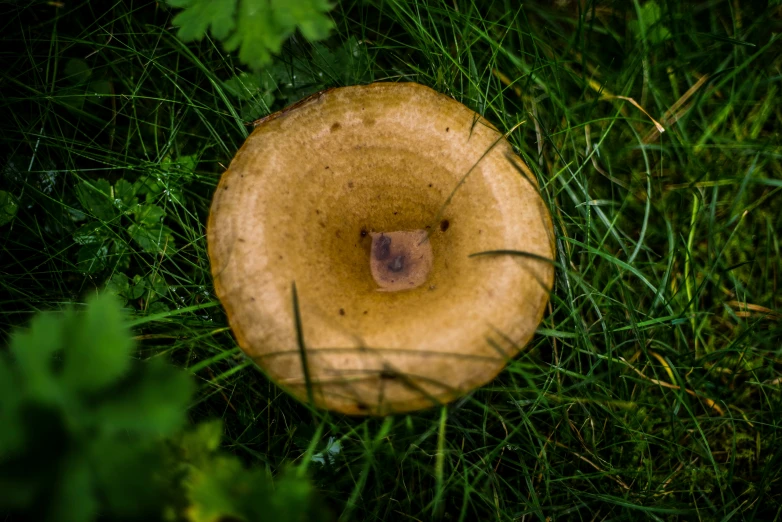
369, 230, 433, 292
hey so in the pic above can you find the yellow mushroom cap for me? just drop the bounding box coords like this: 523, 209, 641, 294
207, 82, 555, 415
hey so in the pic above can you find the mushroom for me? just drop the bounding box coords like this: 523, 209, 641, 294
207, 83, 555, 415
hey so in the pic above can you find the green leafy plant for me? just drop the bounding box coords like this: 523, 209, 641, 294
222, 36, 370, 120
72, 153, 196, 275
0, 294, 193, 521
178, 422, 329, 522
0, 295, 329, 522
167, 0, 335, 70
73, 175, 178, 274
105, 271, 171, 313
0, 190, 18, 226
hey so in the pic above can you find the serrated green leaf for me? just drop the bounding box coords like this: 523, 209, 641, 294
161, 154, 199, 176
183, 438, 327, 522
73, 221, 109, 245
133, 176, 165, 203
170, 0, 238, 41
93, 359, 193, 436
185, 455, 271, 522
169, 0, 333, 70
113, 179, 137, 211
223, 0, 278, 69
8, 313, 64, 403
75, 179, 116, 221
77, 243, 109, 273
134, 203, 166, 226
104, 273, 130, 299
61, 294, 133, 393
128, 223, 175, 253
0, 190, 19, 226
271, 0, 333, 42
179, 154, 198, 173
129, 275, 147, 300
180, 420, 224, 464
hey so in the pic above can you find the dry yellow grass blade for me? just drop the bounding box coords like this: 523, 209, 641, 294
620, 354, 724, 416
643, 73, 710, 143
726, 300, 782, 320
600, 95, 665, 134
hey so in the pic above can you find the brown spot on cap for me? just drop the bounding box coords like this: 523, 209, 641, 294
373, 234, 392, 261
369, 230, 433, 292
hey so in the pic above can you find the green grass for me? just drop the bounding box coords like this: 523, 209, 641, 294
2, 0, 782, 520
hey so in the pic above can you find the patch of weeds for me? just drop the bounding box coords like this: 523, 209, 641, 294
0, 295, 330, 522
